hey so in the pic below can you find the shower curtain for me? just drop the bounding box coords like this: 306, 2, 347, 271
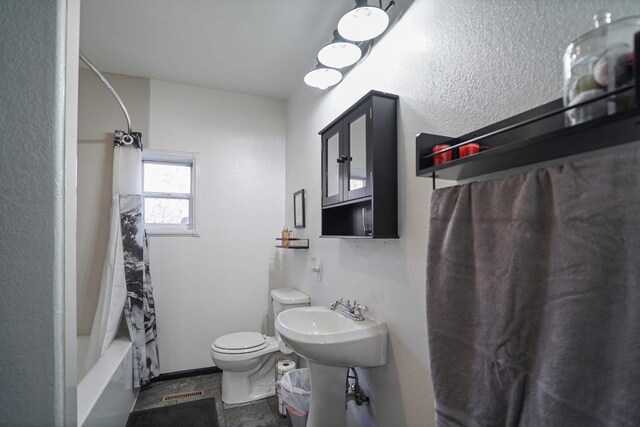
84, 131, 159, 387
426, 147, 640, 426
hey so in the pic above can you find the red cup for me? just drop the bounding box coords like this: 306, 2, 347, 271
459, 143, 480, 158
433, 145, 453, 166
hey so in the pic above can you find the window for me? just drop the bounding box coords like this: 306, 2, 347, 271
143, 151, 198, 235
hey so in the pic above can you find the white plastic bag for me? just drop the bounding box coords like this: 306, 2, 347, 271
277, 368, 311, 416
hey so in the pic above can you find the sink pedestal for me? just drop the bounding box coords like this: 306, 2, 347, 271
306, 360, 346, 427
275, 306, 388, 427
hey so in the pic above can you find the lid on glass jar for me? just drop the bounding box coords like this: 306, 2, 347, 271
567, 11, 640, 51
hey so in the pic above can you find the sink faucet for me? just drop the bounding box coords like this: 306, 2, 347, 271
330, 297, 351, 311
330, 298, 369, 321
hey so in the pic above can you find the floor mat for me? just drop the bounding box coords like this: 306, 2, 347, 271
126, 397, 219, 427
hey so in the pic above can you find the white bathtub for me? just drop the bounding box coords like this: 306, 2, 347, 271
77, 335, 139, 427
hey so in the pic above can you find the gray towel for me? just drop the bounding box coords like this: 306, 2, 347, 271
427, 147, 640, 426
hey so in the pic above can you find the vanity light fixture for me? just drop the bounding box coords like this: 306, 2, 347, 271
304, 0, 395, 90
337, 0, 393, 42
304, 64, 343, 90
318, 30, 362, 69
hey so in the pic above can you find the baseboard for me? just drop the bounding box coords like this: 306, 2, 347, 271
151, 367, 222, 383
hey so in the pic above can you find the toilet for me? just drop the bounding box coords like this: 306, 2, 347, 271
211, 287, 310, 405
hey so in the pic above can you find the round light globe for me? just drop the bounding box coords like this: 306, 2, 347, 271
337, 6, 389, 42
318, 42, 362, 69
304, 68, 343, 90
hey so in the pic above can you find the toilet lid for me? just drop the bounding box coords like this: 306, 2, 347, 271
213, 332, 267, 352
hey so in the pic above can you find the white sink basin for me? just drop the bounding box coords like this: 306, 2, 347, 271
276, 305, 388, 427
275, 306, 388, 367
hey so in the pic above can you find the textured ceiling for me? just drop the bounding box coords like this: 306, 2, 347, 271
79, 0, 350, 99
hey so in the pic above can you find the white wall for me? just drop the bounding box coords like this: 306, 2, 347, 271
65, 0, 81, 423
0, 1, 70, 424
77, 70, 150, 336
76, 73, 287, 374
78, 69, 150, 141
283, 1, 640, 426
148, 80, 286, 373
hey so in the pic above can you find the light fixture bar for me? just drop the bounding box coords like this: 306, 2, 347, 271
303, 0, 395, 89
383, 1, 395, 13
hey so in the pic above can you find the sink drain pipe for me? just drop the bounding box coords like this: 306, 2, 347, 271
345, 366, 370, 408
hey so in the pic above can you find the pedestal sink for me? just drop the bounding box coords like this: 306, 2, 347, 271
275, 306, 388, 427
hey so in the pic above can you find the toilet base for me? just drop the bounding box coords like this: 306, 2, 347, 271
220, 352, 278, 405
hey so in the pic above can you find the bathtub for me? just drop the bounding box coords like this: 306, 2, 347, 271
77, 335, 139, 426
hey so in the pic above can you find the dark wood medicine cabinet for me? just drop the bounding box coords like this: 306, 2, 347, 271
320, 90, 398, 238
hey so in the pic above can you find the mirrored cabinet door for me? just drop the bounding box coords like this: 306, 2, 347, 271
322, 124, 343, 206
348, 114, 367, 192
345, 104, 371, 201
326, 133, 340, 197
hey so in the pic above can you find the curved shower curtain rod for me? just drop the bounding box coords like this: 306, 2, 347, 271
79, 51, 133, 137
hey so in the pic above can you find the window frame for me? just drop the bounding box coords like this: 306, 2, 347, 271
142, 150, 199, 236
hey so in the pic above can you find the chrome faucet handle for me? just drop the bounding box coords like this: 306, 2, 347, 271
351, 301, 367, 311
356, 303, 368, 312
351, 302, 369, 320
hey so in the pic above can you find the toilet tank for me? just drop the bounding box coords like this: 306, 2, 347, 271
270, 287, 310, 318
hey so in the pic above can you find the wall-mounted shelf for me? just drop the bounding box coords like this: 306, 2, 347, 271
275, 238, 309, 249
417, 33, 640, 184
417, 93, 640, 183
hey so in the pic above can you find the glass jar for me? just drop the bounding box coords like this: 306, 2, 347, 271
563, 12, 639, 126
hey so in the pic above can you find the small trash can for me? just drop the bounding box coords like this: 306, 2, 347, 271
276, 368, 311, 427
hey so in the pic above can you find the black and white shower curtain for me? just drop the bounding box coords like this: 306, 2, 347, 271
85, 131, 159, 387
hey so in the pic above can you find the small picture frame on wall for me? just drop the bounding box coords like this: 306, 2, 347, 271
294, 189, 305, 228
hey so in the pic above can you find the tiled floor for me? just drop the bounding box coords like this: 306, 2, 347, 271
131, 372, 289, 427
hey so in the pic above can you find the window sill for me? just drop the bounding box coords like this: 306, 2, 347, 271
146, 229, 200, 237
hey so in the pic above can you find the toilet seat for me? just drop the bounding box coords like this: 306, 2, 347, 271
213, 332, 268, 354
